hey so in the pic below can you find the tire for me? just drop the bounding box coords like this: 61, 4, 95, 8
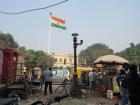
54, 86, 68, 97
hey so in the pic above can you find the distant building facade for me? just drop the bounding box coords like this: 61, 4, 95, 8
51, 53, 75, 68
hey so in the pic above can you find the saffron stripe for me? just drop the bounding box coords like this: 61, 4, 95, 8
51, 16, 65, 24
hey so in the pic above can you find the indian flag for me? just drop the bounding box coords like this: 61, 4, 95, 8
51, 16, 66, 30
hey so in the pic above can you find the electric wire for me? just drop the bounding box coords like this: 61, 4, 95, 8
0, 0, 69, 15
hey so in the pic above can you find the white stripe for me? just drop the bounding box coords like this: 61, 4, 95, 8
51, 19, 64, 25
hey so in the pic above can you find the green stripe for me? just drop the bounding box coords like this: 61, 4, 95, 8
51, 23, 66, 30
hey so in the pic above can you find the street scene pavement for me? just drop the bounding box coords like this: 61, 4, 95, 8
20, 85, 115, 105
0, 1, 140, 105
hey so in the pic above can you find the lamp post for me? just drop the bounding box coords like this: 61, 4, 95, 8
71, 33, 83, 96
72, 33, 83, 74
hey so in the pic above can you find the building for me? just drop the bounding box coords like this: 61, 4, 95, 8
51, 53, 75, 68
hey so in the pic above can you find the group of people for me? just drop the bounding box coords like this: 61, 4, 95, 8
89, 68, 106, 93
89, 69, 99, 92
32, 64, 140, 105
117, 64, 140, 105
88, 63, 140, 105
32, 67, 53, 95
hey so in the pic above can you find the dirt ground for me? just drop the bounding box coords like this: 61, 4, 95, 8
20, 94, 115, 105
20, 85, 116, 105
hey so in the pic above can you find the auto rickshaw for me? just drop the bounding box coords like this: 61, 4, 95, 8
71, 67, 94, 85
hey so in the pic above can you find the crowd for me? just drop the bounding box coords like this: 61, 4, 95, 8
88, 64, 140, 105
27, 63, 140, 105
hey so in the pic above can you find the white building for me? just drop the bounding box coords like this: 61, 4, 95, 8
51, 53, 75, 68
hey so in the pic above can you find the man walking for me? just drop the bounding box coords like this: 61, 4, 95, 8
43, 68, 53, 95
89, 69, 97, 92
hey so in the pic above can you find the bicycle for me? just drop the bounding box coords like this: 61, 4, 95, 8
54, 79, 89, 98
54, 79, 71, 97
31, 94, 69, 105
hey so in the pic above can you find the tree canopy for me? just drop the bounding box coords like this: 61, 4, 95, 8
18, 47, 55, 68
79, 43, 113, 66
1, 31, 140, 67
116, 43, 140, 65
0, 31, 55, 68
0, 31, 19, 49
79, 42, 140, 66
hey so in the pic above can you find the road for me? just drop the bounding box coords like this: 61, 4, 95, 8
20, 84, 115, 105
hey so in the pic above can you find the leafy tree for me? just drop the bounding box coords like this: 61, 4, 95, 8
79, 43, 113, 66
0, 31, 55, 68
23, 49, 54, 68
135, 43, 140, 65
0, 32, 19, 49
116, 43, 140, 65
18, 46, 26, 57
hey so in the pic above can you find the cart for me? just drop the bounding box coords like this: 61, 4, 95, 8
6, 79, 32, 99
31, 80, 43, 94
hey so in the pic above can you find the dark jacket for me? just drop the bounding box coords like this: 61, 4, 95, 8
117, 73, 128, 88
128, 72, 140, 98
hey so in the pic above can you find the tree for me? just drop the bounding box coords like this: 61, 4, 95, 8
116, 43, 140, 65
0, 31, 55, 68
79, 43, 113, 66
0, 32, 19, 49
24, 49, 55, 68
18, 46, 26, 57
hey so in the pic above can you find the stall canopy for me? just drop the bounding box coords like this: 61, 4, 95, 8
94, 54, 129, 64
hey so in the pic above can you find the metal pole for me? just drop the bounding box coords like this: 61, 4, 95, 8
73, 37, 77, 74
71, 33, 83, 97
48, 13, 52, 54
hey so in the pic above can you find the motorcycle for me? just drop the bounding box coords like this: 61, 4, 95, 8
0, 95, 20, 105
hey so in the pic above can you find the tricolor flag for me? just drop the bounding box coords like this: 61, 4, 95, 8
51, 16, 66, 30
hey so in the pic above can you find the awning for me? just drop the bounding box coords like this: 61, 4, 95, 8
94, 54, 129, 64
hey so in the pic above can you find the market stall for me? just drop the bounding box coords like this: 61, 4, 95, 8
94, 54, 129, 94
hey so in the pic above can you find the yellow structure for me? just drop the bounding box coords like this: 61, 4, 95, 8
51, 53, 75, 68
71, 67, 93, 78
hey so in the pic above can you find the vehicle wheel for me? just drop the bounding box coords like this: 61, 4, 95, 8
54, 86, 68, 97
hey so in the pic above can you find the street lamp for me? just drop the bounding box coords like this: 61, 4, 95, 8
71, 33, 83, 96
72, 33, 83, 74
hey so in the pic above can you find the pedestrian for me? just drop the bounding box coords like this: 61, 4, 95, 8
117, 68, 129, 105
128, 64, 140, 105
89, 69, 97, 92
97, 69, 103, 86
102, 69, 112, 91
33, 66, 38, 80
43, 67, 53, 95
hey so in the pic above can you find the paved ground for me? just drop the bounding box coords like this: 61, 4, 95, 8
19, 85, 116, 105
20, 94, 115, 105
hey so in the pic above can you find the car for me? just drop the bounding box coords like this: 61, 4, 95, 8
52, 68, 70, 84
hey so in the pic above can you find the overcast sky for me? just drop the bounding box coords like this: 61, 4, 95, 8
0, 0, 140, 54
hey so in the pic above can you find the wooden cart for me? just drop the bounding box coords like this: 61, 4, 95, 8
6, 80, 32, 99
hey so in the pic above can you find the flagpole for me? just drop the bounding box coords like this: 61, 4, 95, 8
48, 12, 52, 54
